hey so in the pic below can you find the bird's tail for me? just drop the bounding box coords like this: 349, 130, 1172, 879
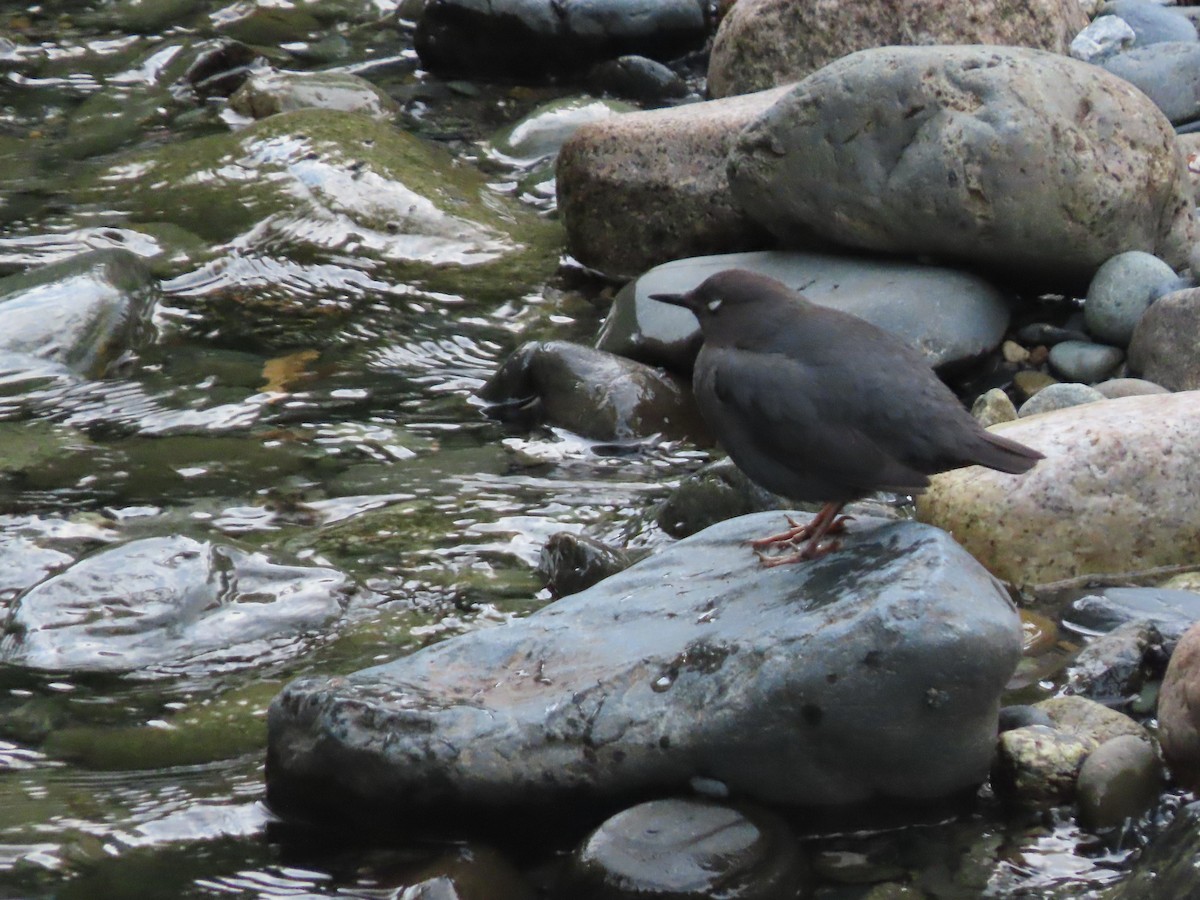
973, 431, 1044, 475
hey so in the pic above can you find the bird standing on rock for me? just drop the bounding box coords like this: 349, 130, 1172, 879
650, 269, 1043, 565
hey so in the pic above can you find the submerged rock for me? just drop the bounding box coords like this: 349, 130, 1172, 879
228, 69, 400, 119
266, 514, 1021, 821
0, 536, 352, 675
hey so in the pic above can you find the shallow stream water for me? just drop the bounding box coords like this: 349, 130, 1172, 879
0, 2, 1167, 897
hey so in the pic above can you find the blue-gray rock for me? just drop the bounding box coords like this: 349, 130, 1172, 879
1076, 734, 1163, 830
0, 536, 352, 675
1015, 322, 1091, 347
596, 250, 1011, 373
1017, 382, 1106, 416
0, 249, 157, 379
587, 55, 689, 104
727, 46, 1195, 282
1102, 42, 1200, 125
1128, 287, 1200, 390
265, 514, 1022, 819
1099, 0, 1198, 46
1069, 15, 1137, 62
1063, 586, 1200, 638
1064, 620, 1163, 702
477, 340, 708, 442
1047, 341, 1124, 382
563, 799, 804, 899
1084, 250, 1177, 345
414, 0, 710, 79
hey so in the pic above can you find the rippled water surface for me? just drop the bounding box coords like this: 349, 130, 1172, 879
0, 2, 1161, 897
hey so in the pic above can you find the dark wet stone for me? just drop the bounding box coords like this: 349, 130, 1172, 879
1015, 322, 1091, 347
0, 536, 352, 675
1158, 621, 1200, 789
1102, 42, 1200, 125
597, 250, 1011, 374
998, 705, 1054, 732
414, 0, 710, 79
654, 458, 787, 538
178, 39, 262, 99
266, 514, 1022, 821
0, 249, 157, 379
1075, 734, 1162, 830
477, 340, 708, 442
1109, 800, 1200, 899
1063, 587, 1200, 639
1064, 620, 1165, 703
587, 55, 689, 103
538, 532, 632, 598
562, 798, 804, 899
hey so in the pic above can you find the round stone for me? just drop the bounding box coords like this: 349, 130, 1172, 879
971, 387, 1017, 427
565, 798, 804, 899
1094, 377, 1169, 398
1018, 382, 1106, 416
1085, 251, 1178, 346
1047, 340, 1124, 382
1076, 735, 1162, 829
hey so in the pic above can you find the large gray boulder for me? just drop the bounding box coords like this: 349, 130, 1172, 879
266, 514, 1021, 820
709, 0, 1086, 98
727, 46, 1195, 284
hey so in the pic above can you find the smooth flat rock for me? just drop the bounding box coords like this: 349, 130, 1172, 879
556, 86, 791, 279
708, 0, 1085, 97
596, 250, 1011, 373
918, 392, 1200, 586
727, 46, 1195, 284
266, 514, 1021, 820
1102, 42, 1200, 125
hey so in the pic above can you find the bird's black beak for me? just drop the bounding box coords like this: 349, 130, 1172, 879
649, 290, 697, 312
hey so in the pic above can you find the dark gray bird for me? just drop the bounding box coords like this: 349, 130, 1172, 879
650, 269, 1042, 565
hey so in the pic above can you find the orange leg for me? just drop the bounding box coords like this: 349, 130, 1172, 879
752, 502, 850, 566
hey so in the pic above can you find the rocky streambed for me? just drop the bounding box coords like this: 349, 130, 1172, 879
5, 0, 1200, 897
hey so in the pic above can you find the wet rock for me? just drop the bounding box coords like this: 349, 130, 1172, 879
477, 340, 707, 443
1075, 734, 1162, 830
1015, 322, 1091, 347
413, 0, 710, 80
0, 536, 351, 675
178, 39, 262, 99
1037, 695, 1149, 748
999, 705, 1054, 732
0, 535, 72, 605
1047, 342, 1124, 383
1101, 42, 1200, 126
1063, 587, 1200, 639
587, 55, 689, 104
561, 798, 804, 899
654, 458, 787, 538
266, 514, 1022, 819
556, 86, 790, 279
0, 249, 157, 379
707, 0, 1085, 98
1064, 620, 1164, 703
1017, 382, 1105, 416
993, 725, 1090, 805
919, 392, 1200, 587
1158, 621, 1200, 788
1084, 250, 1177, 345
596, 250, 1011, 374
75, 109, 558, 306
1128, 287, 1200, 390
538, 532, 632, 598
972, 388, 1018, 428
228, 69, 400, 119
1093, 376, 1169, 398
1108, 800, 1200, 899
727, 47, 1195, 283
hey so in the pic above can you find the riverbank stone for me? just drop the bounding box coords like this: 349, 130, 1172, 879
1101, 42, 1200, 126
265, 514, 1022, 821
1047, 342, 1124, 383
596, 250, 1010, 374
1127, 287, 1200, 390
918, 392, 1200, 586
1084, 250, 1177, 345
727, 46, 1195, 284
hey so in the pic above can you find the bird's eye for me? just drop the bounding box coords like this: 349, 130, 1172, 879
706, 297, 723, 313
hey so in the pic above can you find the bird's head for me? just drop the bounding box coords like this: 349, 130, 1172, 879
649, 269, 796, 332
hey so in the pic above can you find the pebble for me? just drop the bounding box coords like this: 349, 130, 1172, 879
1018, 382, 1106, 416
1085, 250, 1177, 346
1094, 376, 1170, 398
1002, 340, 1030, 363
1012, 369, 1057, 399
1070, 14, 1137, 62
1047, 340, 1124, 382
971, 387, 1017, 427
1076, 735, 1163, 830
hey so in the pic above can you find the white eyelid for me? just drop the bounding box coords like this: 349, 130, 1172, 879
706, 298, 722, 312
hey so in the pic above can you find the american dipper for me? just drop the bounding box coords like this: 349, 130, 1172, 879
650, 269, 1043, 565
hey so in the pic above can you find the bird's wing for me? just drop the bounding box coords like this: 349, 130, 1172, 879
698, 346, 932, 496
